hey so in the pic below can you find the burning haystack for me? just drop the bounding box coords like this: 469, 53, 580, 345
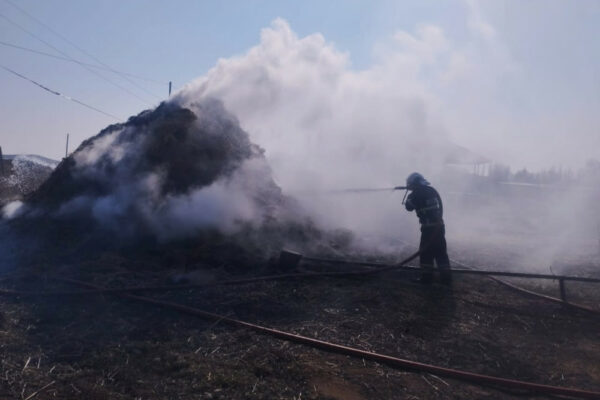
9, 99, 328, 269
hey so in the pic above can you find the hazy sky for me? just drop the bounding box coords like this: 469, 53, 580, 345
0, 0, 598, 170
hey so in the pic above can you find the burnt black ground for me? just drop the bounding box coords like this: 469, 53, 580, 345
1, 254, 599, 400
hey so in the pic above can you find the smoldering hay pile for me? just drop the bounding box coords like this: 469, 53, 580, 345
11, 98, 339, 268
28, 99, 278, 236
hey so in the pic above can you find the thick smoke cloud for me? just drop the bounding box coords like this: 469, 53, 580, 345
175, 19, 453, 191
172, 18, 519, 241
172, 18, 599, 270
173, 19, 463, 238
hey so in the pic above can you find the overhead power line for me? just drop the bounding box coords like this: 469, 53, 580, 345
0, 40, 166, 85
2, 0, 166, 98
1, 64, 123, 121
0, 12, 156, 105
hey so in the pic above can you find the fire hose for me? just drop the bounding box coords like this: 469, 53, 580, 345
47, 276, 599, 400
303, 255, 600, 314
447, 257, 600, 314
1, 232, 598, 396
1, 248, 598, 315
1, 268, 599, 396
3, 279, 598, 397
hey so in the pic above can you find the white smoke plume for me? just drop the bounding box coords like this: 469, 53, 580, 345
171, 18, 599, 271
171, 18, 511, 241
174, 19, 453, 190
172, 19, 458, 239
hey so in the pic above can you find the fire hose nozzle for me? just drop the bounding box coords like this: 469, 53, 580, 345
394, 186, 407, 190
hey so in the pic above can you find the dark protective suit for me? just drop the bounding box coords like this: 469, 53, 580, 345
405, 184, 452, 284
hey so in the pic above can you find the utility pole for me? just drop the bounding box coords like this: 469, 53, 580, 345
168, 81, 172, 97
65, 133, 69, 158
0, 145, 4, 176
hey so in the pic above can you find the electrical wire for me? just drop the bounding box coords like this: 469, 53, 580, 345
0, 12, 156, 106
0, 40, 165, 85
1, 64, 122, 121
2, 0, 166, 97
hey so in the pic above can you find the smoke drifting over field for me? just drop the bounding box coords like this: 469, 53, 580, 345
171, 18, 599, 271
172, 19, 456, 242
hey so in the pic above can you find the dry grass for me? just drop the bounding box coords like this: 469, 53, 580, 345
1, 256, 599, 399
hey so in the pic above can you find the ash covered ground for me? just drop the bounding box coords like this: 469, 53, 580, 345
1, 259, 599, 399
1, 100, 599, 399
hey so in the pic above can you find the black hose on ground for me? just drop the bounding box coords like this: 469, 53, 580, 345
1, 251, 598, 395
448, 257, 600, 315
55, 276, 600, 400
1, 250, 598, 316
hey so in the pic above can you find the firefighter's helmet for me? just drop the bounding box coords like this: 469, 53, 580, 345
406, 172, 429, 189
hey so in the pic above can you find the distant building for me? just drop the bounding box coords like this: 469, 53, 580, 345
442, 144, 491, 176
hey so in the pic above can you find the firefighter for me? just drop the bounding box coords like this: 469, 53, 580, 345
399, 172, 451, 285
